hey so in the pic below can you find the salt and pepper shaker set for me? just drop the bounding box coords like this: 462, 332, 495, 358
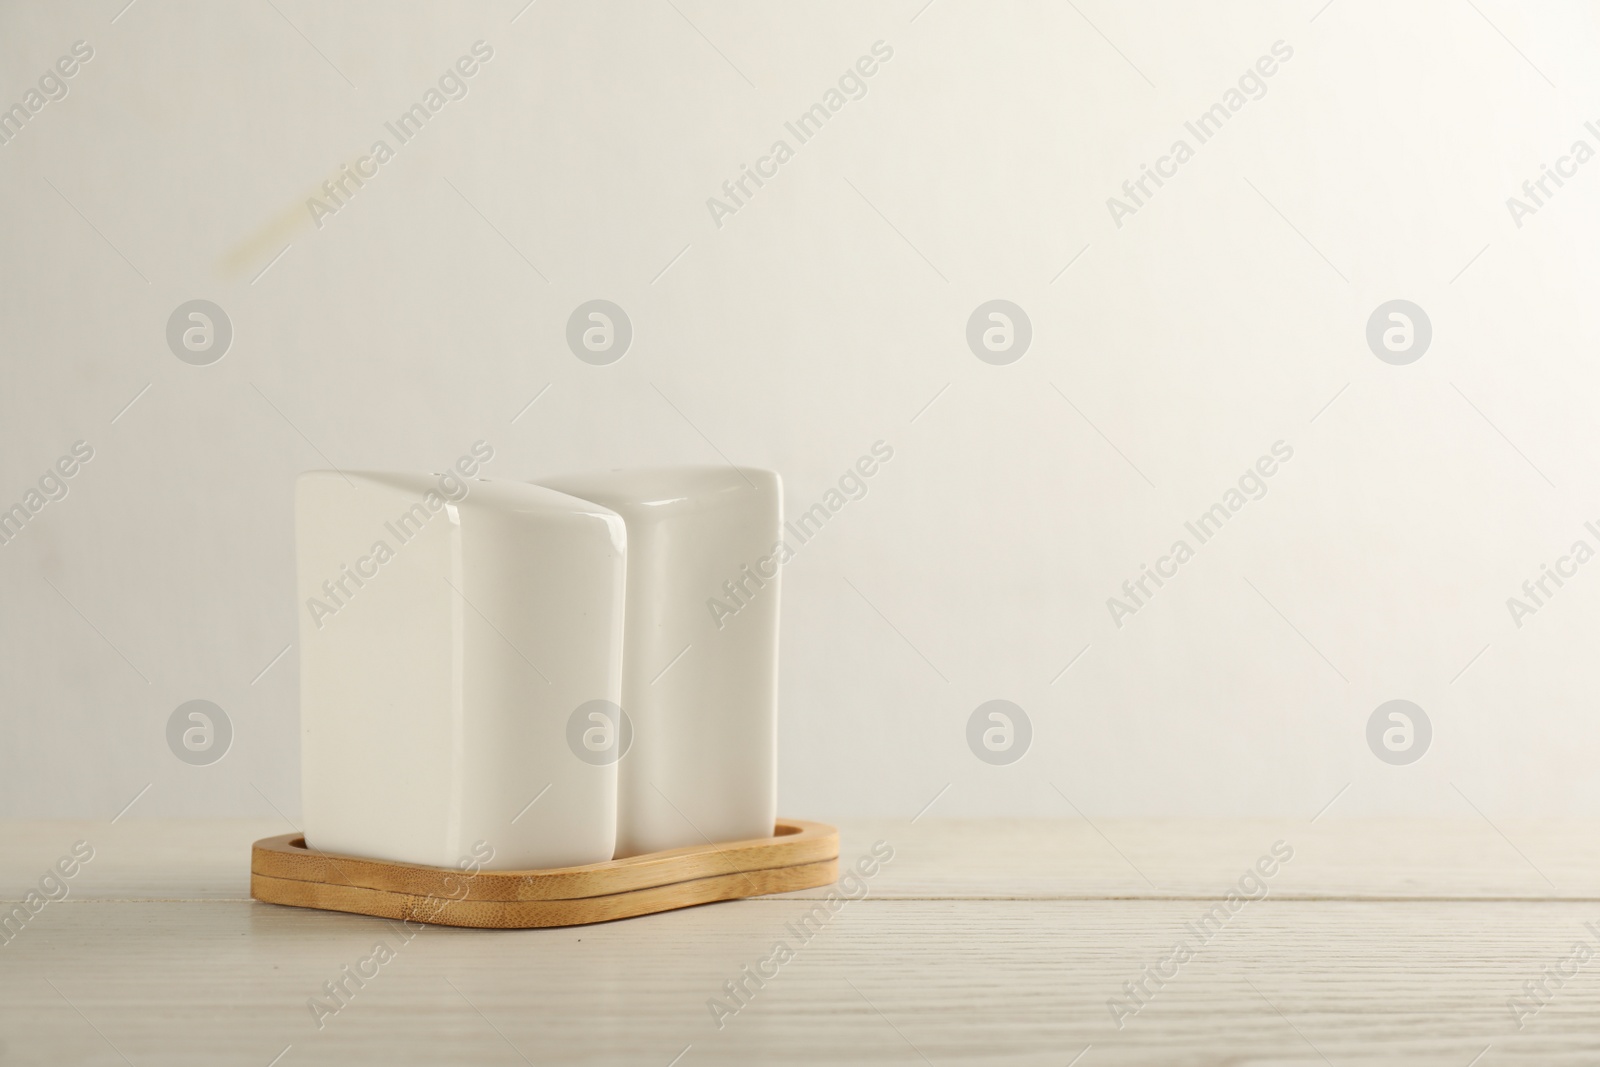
295, 465, 781, 871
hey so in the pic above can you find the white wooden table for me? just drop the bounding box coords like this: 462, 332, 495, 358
2, 817, 1596, 1065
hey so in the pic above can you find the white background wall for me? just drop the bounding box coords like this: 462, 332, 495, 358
4, 0, 1599, 821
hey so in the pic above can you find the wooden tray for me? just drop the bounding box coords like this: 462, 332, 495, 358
250, 819, 838, 928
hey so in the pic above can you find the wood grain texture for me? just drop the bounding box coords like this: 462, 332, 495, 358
2, 897, 1596, 1065
10, 818, 1597, 901
251, 819, 838, 901
818, 817, 1597, 900
5, 819, 1600, 1064
249, 820, 840, 928
251, 860, 840, 929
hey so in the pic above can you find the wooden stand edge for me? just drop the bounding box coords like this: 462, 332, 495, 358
250, 818, 839, 929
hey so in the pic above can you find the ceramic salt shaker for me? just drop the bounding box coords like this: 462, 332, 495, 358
296, 468, 626, 870
537, 467, 782, 857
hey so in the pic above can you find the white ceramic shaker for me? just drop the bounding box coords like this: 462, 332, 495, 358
296, 469, 627, 870
536, 467, 782, 856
